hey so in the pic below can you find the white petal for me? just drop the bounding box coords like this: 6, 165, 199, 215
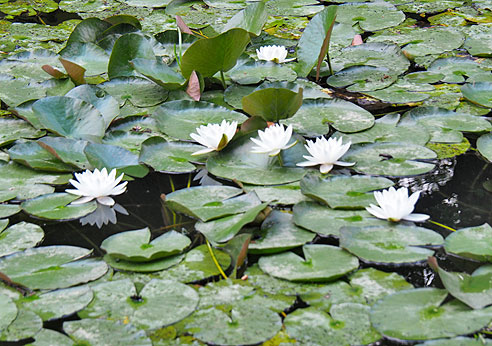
320, 164, 333, 174
296, 161, 318, 167
70, 196, 95, 205
402, 213, 430, 222
191, 147, 215, 156
97, 196, 115, 206
334, 160, 356, 167
365, 205, 389, 220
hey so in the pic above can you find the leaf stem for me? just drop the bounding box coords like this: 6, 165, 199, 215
428, 220, 456, 232
277, 154, 284, 167
206, 239, 228, 280
327, 52, 333, 76
220, 70, 227, 90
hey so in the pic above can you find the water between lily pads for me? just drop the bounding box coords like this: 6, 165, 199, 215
7, 151, 491, 346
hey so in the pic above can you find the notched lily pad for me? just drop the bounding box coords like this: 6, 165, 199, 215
21, 192, 97, 221
0, 222, 44, 258
445, 223, 492, 262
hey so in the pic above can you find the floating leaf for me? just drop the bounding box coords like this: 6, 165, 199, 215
0, 294, 17, 333
104, 253, 184, 273
336, 2, 405, 32
0, 222, 44, 258
461, 82, 492, 108
131, 58, 186, 90
108, 33, 155, 79
445, 223, 492, 262
0, 309, 42, 342
0, 118, 45, 147
99, 77, 169, 107
22, 193, 97, 220
477, 132, 492, 162
222, 2, 267, 36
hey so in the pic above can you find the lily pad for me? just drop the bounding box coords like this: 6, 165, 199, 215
99, 77, 169, 107
21, 193, 97, 221
206, 134, 306, 185
300, 174, 394, 209
32, 96, 105, 142
345, 142, 437, 177
284, 304, 381, 346
20, 285, 94, 321
63, 319, 152, 346
461, 82, 492, 108
249, 210, 315, 254
0, 309, 42, 342
258, 244, 359, 282
0, 222, 44, 258
8, 140, 75, 172
0, 245, 108, 290
195, 202, 268, 243
152, 100, 247, 140
37, 137, 91, 170
428, 58, 488, 83
340, 225, 443, 264
327, 66, 398, 92
370, 288, 492, 340
103, 253, 184, 273
280, 98, 374, 135
242, 182, 309, 205
0, 117, 45, 147
336, 2, 405, 32
166, 186, 260, 222
293, 201, 388, 237
222, 2, 267, 36
78, 279, 198, 329
477, 132, 492, 162
131, 58, 186, 90
0, 294, 17, 333
445, 223, 492, 262
228, 60, 297, 85
101, 228, 190, 262
107, 33, 155, 79
28, 328, 75, 346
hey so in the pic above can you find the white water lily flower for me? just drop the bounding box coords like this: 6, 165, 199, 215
66, 168, 127, 206
190, 119, 238, 156
366, 187, 430, 222
296, 137, 354, 174
256, 45, 294, 63
250, 124, 297, 156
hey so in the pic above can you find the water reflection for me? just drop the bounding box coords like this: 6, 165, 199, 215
79, 203, 129, 228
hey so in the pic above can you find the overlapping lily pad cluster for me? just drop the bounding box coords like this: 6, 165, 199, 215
1, 0, 492, 345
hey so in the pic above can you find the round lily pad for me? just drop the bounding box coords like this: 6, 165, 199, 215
461, 82, 492, 108
293, 201, 388, 237
340, 225, 444, 264
300, 174, 394, 209
242, 182, 309, 205
249, 210, 315, 254
370, 288, 492, 340
416, 337, 492, 346
21, 192, 97, 221
345, 142, 437, 177
280, 98, 374, 136
0, 245, 108, 290
152, 100, 247, 140
8, 140, 75, 172
29, 328, 75, 346
259, 244, 359, 282
79, 278, 198, 329
228, 60, 297, 85
0, 309, 42, 342
99, 77, 169, 107
445, 223, 492, 262
101, 228, 190, 262
182, 301, 281, 346
285, 304, 381, 345
336, 2, 405, 32
21, 285, 93, 321
0, 294, 17, 333
477, 132, 492, 162
63, 319, 152, 346
327, 66, 397, 92
0, 117, 45, 147
0, 221, 44, 258
103, 253, 184, 273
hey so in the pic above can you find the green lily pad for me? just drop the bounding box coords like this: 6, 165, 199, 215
8, 140, 76, 172
242, 82, 303, 122
65, 85, 120, 129
60, 42, 110, 76
0, 245, 108, 290
84, 142, 149, 178
300, 174, 394, 209
32, 96, 105, 142
249, 210, 315, 254
370, 288, 492, 340
152, 100, 247, 140
296, 5, 337, 78
103, 253, 184, 273
462, 23, 492, 57
242, 181, 308, 206
166, 186, 260, 222
461, 82, 492, 108
340, 225, 443, 264
445, 223, 492, 262
363, 82, 431, 105
477, 132, 492, 162
432, 260, 492, 310
63, 319, 152, 346
108, 33, 155, 79
99, 77, 169, 107
298, 280, 365, 311
101, 228, 190, 262
0, 204, 21, 219
195, 202, 268, 243
293, 201, 388, 237
0, 75, 48, 108
428, 58, 488, 83
37, 137, 91, 170
0, 117, 45, 147
0, 222, 44, 258
21, 193, 97, 221
222, 2, 267, 36
327, 66, 398, 92
334, 113, 430, 146
336, 2, 405, 32
266, 0, 323, 16
28, 328, 75, 346
78, 279, 198, 329
228, 60, 297, 85
181, 301, 281, 346
280, 98, 374, 135
180, 28, 250, 78
20, 285, 93, 321
0, 294, 17, 333
0, 309, 42, 342
157, 244, 231, 283
139, 137, 202, 173
206, 134, 306, 185
345, 142, 437, 177
131, 58, 186, 90
349, 268, 413, 305
416, 337, 492, 346
259, 244, 359, 282
285, 304, 381, 346
402, 107, 492, 143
